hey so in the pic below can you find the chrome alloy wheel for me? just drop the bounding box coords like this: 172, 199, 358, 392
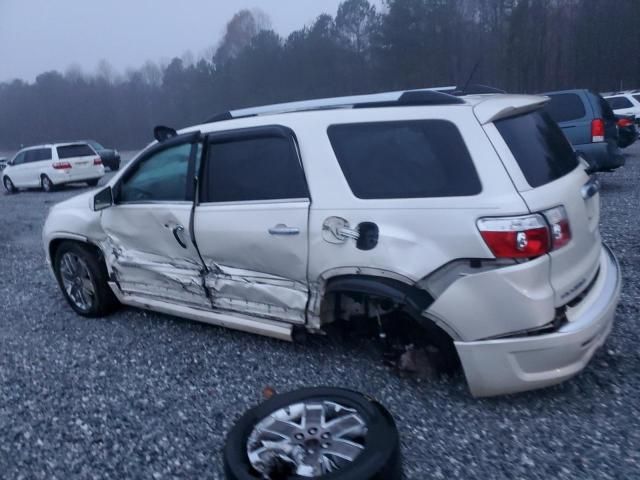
247, 400, 367, 477
59, 252, 96, 312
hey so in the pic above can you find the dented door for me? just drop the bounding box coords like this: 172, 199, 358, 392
100, 135, 210, 308
193, 126, 311, 324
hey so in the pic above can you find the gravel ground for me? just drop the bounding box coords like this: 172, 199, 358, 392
0, 146, 639, 480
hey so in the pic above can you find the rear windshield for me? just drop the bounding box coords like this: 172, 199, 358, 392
495, 111, 578, 188
57, 144, 94, 159
327, 120, 482, 199
606, 96, 633, 110
544, 93, 586, 123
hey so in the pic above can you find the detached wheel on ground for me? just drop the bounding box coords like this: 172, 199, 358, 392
53, 241, 120, 317
3, 176, 17, 193
41, 174, 54, 192
224, 387, 401, 480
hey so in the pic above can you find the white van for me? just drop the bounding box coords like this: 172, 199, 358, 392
2, 143, 105, 193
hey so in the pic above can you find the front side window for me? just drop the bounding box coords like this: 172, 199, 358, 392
328, 120, 481, 199
12, 151, 26, 166
606, 97, 633, 110
495, 110, 578, 188
119, 143, 192, 203
202, 135, 308, 203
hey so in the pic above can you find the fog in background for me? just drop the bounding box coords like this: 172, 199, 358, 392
0, 0, 382, 82
1, 0, 639, 150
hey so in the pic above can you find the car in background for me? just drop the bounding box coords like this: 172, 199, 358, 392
2, 142, 104, 193
616, 114, 638, 148
84, 140, 121, 171
542, 89, 624, 172
604, 93, 640, 124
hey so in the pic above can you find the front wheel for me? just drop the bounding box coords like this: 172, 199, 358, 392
224, 387, 402, 480
3, 176, 17, 193
53, 242, 120, 317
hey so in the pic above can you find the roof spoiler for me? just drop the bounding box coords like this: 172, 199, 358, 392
473, 95, 550, 125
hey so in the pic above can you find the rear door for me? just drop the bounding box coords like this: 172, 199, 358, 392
56, 144, 99, 179
26, 148, 53, 186
491, 110, 601, 307
543, 92, 590, 145
194, 126, 310, 324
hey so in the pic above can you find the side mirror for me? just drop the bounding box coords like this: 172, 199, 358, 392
93, 186, 113, 211
7, 159, 14, 166
154, 125, 177, 143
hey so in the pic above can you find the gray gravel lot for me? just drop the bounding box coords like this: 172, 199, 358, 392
1, 146, 639, 479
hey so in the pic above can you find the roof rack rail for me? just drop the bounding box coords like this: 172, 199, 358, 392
204, 88, 466, 124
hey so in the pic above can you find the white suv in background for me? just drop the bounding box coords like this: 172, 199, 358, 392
604, 92, 640, 121
42, 89, 621, 397
2, 143, 105, 193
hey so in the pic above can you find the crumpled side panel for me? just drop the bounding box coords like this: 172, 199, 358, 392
102, 236, 308, 324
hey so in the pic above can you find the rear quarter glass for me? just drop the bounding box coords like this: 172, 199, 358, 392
494, 111, 578, 188
327, 120, 482, 199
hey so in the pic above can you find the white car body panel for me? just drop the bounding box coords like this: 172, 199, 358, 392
604, 93, 640, 119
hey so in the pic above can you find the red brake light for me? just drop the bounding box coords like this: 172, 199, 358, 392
93, 157, 102, 165
477, 215, 550, 259
591, 118, 605, 142
543, 206, 572, 250
52, 162, 72, 169
618, 118, 633, 128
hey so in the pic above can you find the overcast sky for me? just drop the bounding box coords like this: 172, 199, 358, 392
0, 0, 383, 83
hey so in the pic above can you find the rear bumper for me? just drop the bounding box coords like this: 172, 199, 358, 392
578, 142, 625, 171
456, 245, 621, 397
49, 168, 104, 185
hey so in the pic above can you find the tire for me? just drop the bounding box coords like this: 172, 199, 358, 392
87, 178, 100, 187
53, 241, 120, 317
41, 174, 54, 192
223, 387, 402, 480
3, 176, 17, 194
111, 161, 120, 171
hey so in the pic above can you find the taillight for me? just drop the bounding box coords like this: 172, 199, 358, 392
617, 118, 633, 128
543, 206, 572, 250
591, 118, 605, 142
52, 162, 72, 169
93, 157, 102, 165
477, 215, 550, 259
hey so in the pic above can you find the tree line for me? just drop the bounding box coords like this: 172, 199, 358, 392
1, 0, 638, 150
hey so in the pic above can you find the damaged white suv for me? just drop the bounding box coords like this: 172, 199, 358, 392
43, 89, 621, 397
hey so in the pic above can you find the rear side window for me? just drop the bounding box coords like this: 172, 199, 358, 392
606, 97, 633, 110
543, 93, 586, 123
25, 148, 52, 163
203, 136, 308, 203
633, 95, 640, 104
495, 111, 578, 188
327, 120, 481, 199
57, 144, 95, 159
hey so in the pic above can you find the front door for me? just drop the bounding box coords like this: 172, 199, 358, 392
100, 133, 209, 308
194, 126, 310, 324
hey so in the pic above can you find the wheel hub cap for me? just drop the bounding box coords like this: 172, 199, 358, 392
59, 253, 95, 311
247, 400, 367, 477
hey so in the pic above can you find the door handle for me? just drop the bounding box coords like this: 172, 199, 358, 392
269, 224, 300, 236
172, 224, 188, 249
